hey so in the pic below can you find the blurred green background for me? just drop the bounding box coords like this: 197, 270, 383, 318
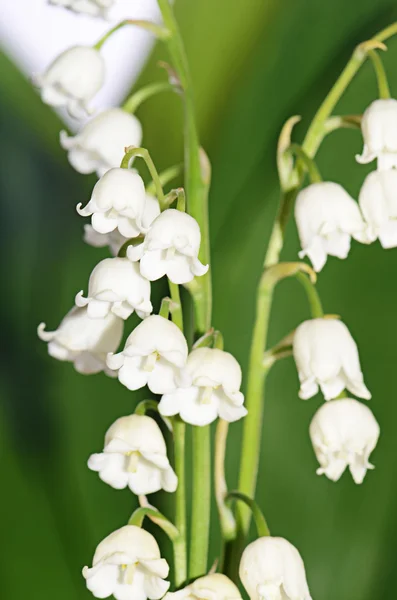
3, 1, 397, 599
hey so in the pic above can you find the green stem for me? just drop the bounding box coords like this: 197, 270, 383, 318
190, 424, 211, 578
295, 272, 324, 318
287, 144, 322, 183
168, 280, 187, 586
146, 164, 183, 197
215, 419, 236, 543
128, 507, 179, 540
157, 0, 212, 582
121, 147, 165, 206
157, 0, 212, 333
134, 399, 159, 415
123, 82, 176, 114
367, 50, 391, 99
227, 492, 270, 538
159, 297, 172, 319
94, 19, 170, 50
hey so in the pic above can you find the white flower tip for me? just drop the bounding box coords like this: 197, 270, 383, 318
127, 243, 143, 262
76, 202, 92, 217
355, 151, 372, 165
37, 322, 55, 341
75, 290, 89, 307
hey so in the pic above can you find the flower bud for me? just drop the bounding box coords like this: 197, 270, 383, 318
38, 306, 123, 374
356, 98, 397, 170
107, 315, 188, 394
33, 46, 105, 118
310, 398, 380, 484
295, 182, 369, 272
77, 168, 147, 238
88, 414, 178, 494
164, 574, 241, 600
83, 525, 170, 600
127, 209, 209, 284
75, 257, 152, 320
239, 537, 312, 600
358, 169, 397, 248
158, 347, 247, 426
60, 108, 142, 177
293, 318, 370, 401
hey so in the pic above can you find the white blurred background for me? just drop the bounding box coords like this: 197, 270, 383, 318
0, 0, 161, 128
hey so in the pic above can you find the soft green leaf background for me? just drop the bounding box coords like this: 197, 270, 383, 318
2, 1, 397, 598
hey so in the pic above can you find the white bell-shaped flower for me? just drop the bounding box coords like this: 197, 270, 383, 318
293, 318, 371, 401
49, 0, 114, 17
310, 398, 380, 484
88, 414, 178, 495
158, 348, 247, 426
295, 182, 369, 272
33, 46, 105, 118
83, 525, 170, 600
77, 168, 147, 238
240, 537, 312, 600
60, 108, 142, 177
356, 98, 397, 170
127, 209, 209, 284
38, 306, 123, 375
164, 574, 242, 600
358, 169, 397, 248
107, 315, 188, 394
84, 194, 161, 255
76, 257, 152, 320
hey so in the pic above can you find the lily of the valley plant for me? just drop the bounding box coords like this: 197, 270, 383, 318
38, 3, 397, 599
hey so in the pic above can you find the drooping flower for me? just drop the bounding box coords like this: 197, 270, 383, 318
164, 574, 242, 600
127, 209, 209, 284
49, 0, 115, 17
38, 306, 123, 375
83, 194, 161, 255
107, 315, 188, 394
239, 537, 312, 600
310, 398, 380, 484
75, 257, 152, 320
158, 348, 247, 426
295, 182, 369, 272
77, 168, 147, 238
60, 108, 142, 177
83, 525, 170, 600
33, 46, 105, 118
88, 414, 178, 495
293, 318, 371, 401
358, 169, 397, 248
356, 98, 397, 170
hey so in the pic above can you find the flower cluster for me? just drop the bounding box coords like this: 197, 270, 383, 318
38, 5, 250, 599
290, 98, 394, 484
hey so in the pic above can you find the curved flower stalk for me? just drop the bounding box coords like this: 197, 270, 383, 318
38, 306, 123, 375
61, 108, 142, 176
164, 573, 241, 600
33, 46, 105, 118
295, 182, 369, 272
310, 398, 380, 484
239, 537, 312, 600
49, 0, 115, 17
356, 98, 397, 169
77, 168, 147, 238
293, 318, 371, 400
83, 193, 161, 255
83, 525, 170, 600
359, 169, 397, 247
127, 209, 209, 284
88, 414, 178, 494
75, 257, 152, 319
107, 315, 188, 394
158, 348, 247, 426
